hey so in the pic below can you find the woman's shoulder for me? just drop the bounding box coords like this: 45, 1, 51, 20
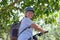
22, 17, 32, 23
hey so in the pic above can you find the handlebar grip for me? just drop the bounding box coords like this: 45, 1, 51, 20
44, 31, 48, 33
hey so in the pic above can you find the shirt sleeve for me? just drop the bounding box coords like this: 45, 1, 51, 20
23, 18, 33, 26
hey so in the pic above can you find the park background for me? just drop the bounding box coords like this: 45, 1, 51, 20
0, 0, 60, 40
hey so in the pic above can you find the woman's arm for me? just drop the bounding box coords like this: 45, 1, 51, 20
30, 23, 45, 33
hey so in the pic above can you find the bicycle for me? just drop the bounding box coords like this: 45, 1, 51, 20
29, 31, 48, 40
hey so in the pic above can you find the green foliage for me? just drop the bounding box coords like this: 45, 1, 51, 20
0, 0, 60, 40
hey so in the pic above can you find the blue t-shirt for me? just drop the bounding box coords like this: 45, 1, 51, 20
18, 17, 33, 40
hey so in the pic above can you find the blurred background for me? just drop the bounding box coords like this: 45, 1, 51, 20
0, 0, 60, 40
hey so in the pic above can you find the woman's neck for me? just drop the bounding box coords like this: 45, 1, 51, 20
25, 16, 31, 19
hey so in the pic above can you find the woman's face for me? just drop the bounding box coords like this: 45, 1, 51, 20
25, 11, 34, 19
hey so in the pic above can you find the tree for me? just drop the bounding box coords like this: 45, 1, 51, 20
0, 0, 60, 40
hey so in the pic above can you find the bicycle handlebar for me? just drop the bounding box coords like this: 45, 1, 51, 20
33, 31, 48, 37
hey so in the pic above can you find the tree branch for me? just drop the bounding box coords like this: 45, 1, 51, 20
8, 0, 18, 7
